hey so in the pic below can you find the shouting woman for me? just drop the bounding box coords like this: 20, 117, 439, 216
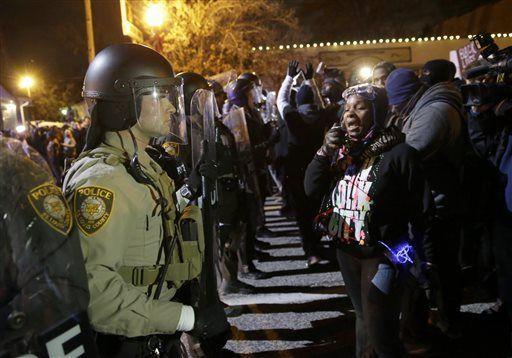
305, 84, 432, 357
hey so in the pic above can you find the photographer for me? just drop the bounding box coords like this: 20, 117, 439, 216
465, 88, 512, 336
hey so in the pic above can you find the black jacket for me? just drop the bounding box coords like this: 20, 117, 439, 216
402, 82, 464, 218
467, 109, 512, 223
305, 138, 433, 260
281, 103, 325, 172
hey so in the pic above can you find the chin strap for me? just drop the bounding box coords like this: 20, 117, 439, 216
127, 128, 153, 185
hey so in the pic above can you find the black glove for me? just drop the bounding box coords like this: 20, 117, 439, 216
191, 305, 231, 353
198, 161, 218, 180
304, 63, 314, 80
287, 60, 299, 78
319, 125, 345, 156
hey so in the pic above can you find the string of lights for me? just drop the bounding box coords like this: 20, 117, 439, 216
252, 33, 512, 52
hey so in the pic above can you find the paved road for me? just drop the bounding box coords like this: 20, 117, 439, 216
220, 195, 509, 357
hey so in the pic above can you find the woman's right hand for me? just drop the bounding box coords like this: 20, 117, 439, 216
287, 60, 299, 78
319, 125, 345, 156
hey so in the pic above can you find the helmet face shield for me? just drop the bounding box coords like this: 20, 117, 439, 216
134, 83, 187, 144
264, 91, 278, 123
251, 85, 265, 105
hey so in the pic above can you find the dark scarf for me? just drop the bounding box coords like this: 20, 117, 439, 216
385, 86, 427, 130
334, 126, 405, 171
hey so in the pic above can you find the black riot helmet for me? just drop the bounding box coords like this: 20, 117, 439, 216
238, 72, 262, 87
237, 72, 265, 104
176, 72, 210, 115
82, 44, 185, 150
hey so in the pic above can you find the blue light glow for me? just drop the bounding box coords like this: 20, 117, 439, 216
379, 241, 414, 265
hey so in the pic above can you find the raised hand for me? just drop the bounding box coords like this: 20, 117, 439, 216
304, 63, 314, 80
287, 60, 300, 78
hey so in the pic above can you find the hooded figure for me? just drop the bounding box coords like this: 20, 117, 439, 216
321, 78, 345, 105
421, 59, 456, 86
386, 68, 423, 108
388, 66, 465, 337
277, 68, 327, 266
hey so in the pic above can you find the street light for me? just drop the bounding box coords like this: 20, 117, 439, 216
358, 66, 373, 81
144, 2, 166, 28
19, 75, 35, 98
15, 124, 26, 134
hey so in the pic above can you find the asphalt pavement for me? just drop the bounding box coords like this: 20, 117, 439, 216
220, 195, 510, 357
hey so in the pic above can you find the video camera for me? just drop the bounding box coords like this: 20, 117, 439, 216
461, 33, 512, 108
465, 33, 512, 79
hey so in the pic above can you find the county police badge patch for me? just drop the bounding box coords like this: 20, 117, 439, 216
27, 182, 72, 236
74, 186, 114, 236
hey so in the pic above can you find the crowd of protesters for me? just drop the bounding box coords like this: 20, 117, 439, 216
258, 58, 510, 355
2, 53, 511, 356
1, 117, 90, 183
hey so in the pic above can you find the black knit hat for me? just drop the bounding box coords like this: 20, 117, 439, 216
296, 84, 314, 106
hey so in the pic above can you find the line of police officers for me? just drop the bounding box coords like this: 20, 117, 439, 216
0, 44, 276, 357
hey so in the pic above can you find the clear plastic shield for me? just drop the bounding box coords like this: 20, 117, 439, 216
251, 85, 265, 105
264, 91, 278, 123
222, 106, 251, 160
1, 137, 96, 356
189, 89, 218, 169
134, 82, 188, 144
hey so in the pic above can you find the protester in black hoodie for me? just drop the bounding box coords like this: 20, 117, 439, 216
420, 59, 456, 87
305, 84, 430, 357
277, 60, 326, 266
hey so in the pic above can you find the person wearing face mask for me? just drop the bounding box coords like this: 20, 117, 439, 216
305, 84, 431, 357
386, 68, 465, 339
420, 59, 457, 87
62, 44, 228, 357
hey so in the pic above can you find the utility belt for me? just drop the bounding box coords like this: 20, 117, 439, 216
95, 332, 182, 358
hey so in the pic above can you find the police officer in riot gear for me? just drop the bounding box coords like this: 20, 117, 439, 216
238, 72, 265, 107
174, 71, 233, 347
177, 72, 253, 295
0, 137, 96, 357
63, 44, 228, 357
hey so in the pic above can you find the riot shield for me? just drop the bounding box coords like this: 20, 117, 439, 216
0, 137, 97, 357
222, 107, 264, 228
222, 107, 252, 164
189, 89, 218, 171
264, 90, 278, 124
189, 90, 230, 351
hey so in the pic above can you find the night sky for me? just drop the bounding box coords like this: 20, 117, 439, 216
0, 1, 88, 95
0, 0, 499, 96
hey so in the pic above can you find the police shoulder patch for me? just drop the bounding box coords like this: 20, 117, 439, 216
74, 186, 114, 236
27, 182, 72, 236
